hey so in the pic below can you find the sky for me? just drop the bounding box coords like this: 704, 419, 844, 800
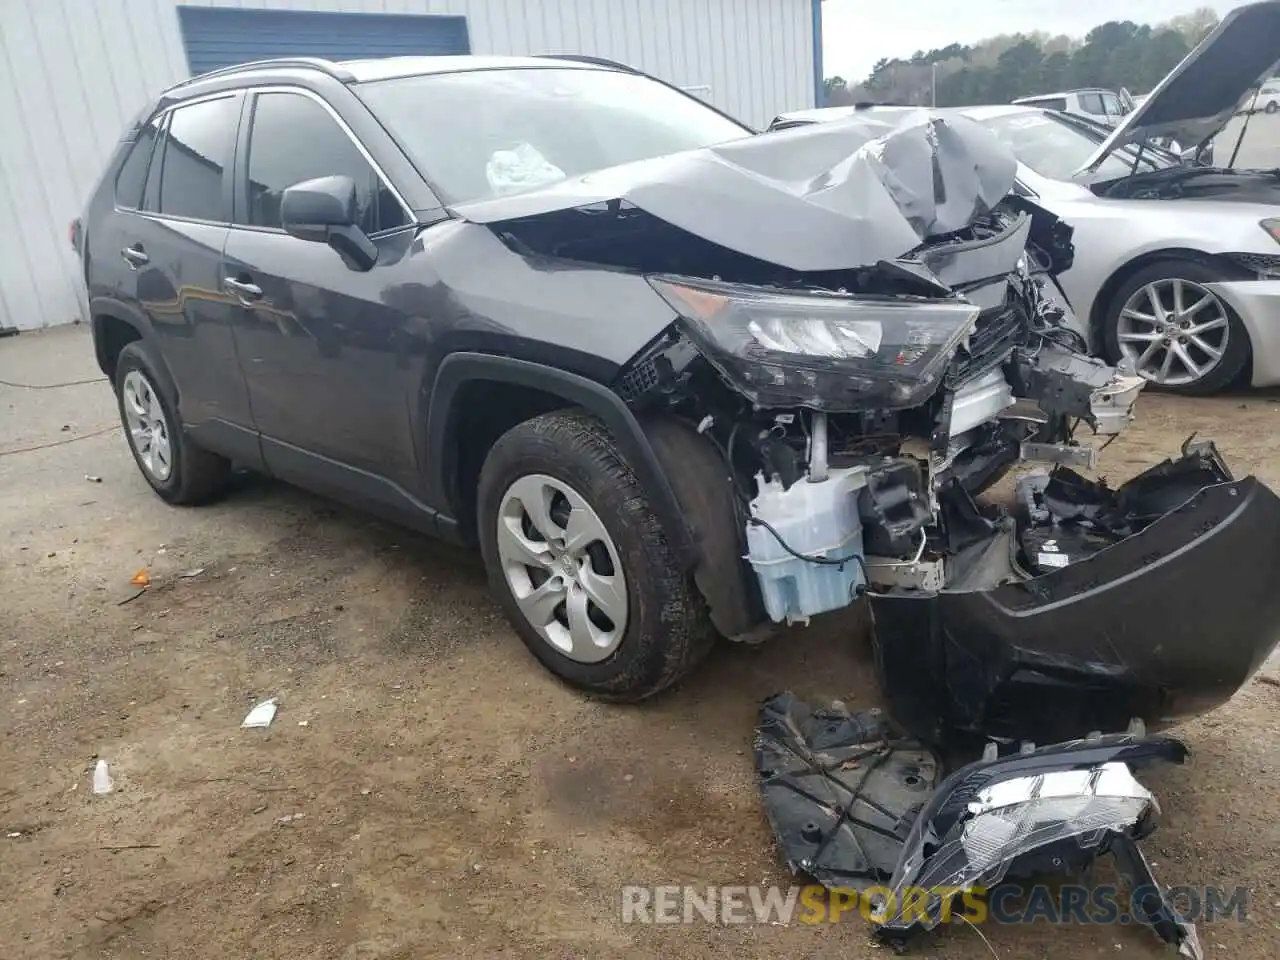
820, 0, 1253, 84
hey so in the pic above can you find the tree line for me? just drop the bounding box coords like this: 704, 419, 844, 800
824, 7, 1221, 108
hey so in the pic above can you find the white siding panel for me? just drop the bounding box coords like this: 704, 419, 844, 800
1, 0, 813, 330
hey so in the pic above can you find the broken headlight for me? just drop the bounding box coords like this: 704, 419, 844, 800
877, 761, 1155, 931
648, 276, 980, 411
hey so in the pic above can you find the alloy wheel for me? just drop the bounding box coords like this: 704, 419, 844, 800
495, 474, 628, 663
1116, 278, 1230, 387
121, 370, 173, 482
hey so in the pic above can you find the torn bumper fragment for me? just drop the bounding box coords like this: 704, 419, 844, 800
871, 445, 1280, 748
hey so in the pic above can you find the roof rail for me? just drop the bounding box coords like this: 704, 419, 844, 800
164, 57, 354, 94
534, 53, 638, 73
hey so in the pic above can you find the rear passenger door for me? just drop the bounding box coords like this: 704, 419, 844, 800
119, 93, 254, 435
223, 88, 421, 489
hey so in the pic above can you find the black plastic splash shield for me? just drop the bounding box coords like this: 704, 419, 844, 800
870, 476, 1280, 746
755, 692, 941, 889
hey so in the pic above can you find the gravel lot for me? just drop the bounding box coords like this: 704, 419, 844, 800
3, 325, 1280, 959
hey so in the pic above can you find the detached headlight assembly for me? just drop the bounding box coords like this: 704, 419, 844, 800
867, 734, 1200, 960
648, 276, 980, 411
876, 761, 1157, 931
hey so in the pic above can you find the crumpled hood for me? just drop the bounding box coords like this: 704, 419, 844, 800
1079, 0, 1280, 174
451, 111, 1017, 272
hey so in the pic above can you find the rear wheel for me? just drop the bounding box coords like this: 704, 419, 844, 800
1102, 260, 1251, 396
114, 342, 231, 504
477, 410, 713, 701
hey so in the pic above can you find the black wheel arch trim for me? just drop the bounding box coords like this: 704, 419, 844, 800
89, 296, 169, 381
425, 353, 698, 570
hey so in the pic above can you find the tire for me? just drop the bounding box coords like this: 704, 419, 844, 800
1100, 258, 1251, 396
477, 409, 714, 701
1266, 100, 1278, 114
114, 341, 231, 504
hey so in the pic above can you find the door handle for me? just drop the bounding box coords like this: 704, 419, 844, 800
223, 277, 263, 301
121, 245, 149, 268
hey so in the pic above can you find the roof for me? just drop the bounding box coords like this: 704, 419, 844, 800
772, 104, 918, 125
1013, 88, 1113, 103
954, 104, 1037, 120
339, 54, 606, 83
164, 54, 612, 98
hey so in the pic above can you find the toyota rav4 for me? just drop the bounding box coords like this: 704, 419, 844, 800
76, 54, 1280, 746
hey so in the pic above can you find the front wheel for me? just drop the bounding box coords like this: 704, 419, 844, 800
1102, 260, 1251, 396
477, 410, 714, 701
1266, 100, 1278, 114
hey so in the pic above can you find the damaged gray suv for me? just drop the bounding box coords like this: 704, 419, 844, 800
80, 54, 1280, 736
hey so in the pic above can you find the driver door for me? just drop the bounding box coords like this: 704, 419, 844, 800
223, 88, 423, 491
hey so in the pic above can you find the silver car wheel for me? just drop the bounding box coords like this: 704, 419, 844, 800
121, 370, 173, 482
495, 473, 628, 664
1116, 278, 1230, 387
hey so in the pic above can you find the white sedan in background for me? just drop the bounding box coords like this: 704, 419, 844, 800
773, 4, 1280, 395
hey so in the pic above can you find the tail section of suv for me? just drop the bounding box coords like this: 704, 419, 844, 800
83, 56, 1280, 743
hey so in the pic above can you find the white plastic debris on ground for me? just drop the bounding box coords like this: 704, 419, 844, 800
486, 143, 565, 196
92, 759, 113, 794
241, 699, 278, 729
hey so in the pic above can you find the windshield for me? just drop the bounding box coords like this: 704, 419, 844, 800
976, 110, 1177, 182
356, 67, 752, 204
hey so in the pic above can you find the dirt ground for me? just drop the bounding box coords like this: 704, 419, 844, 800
3, 325, 1280, 960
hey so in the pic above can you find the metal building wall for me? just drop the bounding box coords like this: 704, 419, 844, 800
0, 0, 815, 332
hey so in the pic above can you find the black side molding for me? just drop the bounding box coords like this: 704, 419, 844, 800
425, 353, 698, 570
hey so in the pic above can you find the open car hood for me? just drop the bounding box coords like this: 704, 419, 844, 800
451, 111, 1016, 272
1078, 0, 1280, 175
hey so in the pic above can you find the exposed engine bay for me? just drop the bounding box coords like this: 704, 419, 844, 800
1096, 163, 1280, 202
608, 196, 1149, 628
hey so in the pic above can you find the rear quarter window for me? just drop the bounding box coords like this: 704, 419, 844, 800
114, 117, 162, 209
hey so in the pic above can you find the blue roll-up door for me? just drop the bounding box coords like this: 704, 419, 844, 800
177, 7, 471, 77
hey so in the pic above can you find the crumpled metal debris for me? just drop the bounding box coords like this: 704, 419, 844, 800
1029, 436, 1234, 543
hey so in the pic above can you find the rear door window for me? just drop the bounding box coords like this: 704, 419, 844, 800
1078, 92, 1105, 115
151, 96, 239, 222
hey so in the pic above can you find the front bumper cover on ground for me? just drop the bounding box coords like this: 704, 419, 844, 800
870, 472, 1280, 747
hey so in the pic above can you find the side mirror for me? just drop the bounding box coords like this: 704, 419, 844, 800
280, 175, 378, 271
